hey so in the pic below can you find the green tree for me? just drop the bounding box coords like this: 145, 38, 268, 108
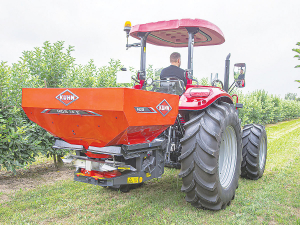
0, 41, 76, 171
22, 41, 75, 88
293, 42, 300, 68
292, 42, 300, 87
21, 41, 77, 168
199, 77, 209, 86
60, 59, 134, 88
0, 61, 8, 110
285, 93, 297, 101
0, 61, 51, 173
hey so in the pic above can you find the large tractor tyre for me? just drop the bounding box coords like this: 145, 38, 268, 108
241, 124, 267, 180
179, 102, 242, 210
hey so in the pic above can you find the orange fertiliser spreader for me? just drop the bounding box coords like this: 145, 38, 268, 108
22, 88, 179, 149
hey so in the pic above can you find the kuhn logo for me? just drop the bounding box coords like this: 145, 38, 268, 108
156, 99, 172, 117
56, 90, 79, 106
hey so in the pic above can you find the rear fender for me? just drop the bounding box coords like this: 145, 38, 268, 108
178, 86, 233, 114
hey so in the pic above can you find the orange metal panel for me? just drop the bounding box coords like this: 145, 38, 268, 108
22, 88, 179, 148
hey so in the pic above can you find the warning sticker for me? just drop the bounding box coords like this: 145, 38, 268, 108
127, 177, 139, 184
118, 167, 130, 170
146, 173, 151, 177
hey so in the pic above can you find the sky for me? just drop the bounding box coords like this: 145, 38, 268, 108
0, 0, 300, 97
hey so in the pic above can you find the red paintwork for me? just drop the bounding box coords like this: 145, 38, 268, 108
85, 152, 112, 159
22, 88, 179, 149
78, 168, 121, 179
130, 18, 225, 47
231, 94, 238, 103
133, 72, 145, 89
185, 71, 193, 86
179, 117, 185, 124
231, 94, 239, 110
179, 86, 233, 111
133, 84, 142, 89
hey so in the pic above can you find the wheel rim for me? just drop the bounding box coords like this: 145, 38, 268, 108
259, 137, 266, 170
219, 125, 237, 189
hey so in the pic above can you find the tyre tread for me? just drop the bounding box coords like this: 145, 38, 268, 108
241, 124, 267, 180
180, 101, 242, 210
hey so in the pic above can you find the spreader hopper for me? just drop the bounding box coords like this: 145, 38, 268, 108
22, 88, 179, 149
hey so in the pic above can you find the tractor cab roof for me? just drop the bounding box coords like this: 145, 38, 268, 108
130, 18, 225, 48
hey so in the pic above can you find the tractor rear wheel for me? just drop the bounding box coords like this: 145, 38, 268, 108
241, 124, 267, 180
179, 102, 242, 210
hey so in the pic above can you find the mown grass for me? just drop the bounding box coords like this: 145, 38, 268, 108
1, 119, 300, 224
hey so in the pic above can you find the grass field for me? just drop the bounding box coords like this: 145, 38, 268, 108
1, 119, 300, 224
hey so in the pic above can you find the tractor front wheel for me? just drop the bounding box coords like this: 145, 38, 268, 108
241, 124, 267, 180
179, 102, 242, 210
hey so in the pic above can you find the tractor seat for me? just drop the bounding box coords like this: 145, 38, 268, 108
159, 77, 185, 95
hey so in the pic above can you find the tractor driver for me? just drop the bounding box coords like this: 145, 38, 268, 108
236, 68, 245, 87
160, 52, 187, 86
238, 68, 245, 80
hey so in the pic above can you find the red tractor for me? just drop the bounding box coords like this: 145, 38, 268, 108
22, 19, 267, 210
